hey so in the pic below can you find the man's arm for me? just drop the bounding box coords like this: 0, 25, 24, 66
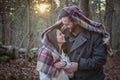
79, 34, 107, 70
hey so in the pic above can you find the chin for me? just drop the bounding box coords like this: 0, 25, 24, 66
61, 41, 66, 44
63, 41, 66, 43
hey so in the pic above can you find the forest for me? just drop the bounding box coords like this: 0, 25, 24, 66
0, 0, 120, 80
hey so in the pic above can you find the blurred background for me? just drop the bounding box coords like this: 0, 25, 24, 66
0, 0, 120, 80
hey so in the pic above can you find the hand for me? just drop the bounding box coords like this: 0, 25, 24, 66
54, 61, 66, 69
65, 62, 78, 73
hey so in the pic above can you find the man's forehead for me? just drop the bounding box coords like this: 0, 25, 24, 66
61, 17, 71, 23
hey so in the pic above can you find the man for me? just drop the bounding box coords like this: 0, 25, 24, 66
56, 6, 109, 80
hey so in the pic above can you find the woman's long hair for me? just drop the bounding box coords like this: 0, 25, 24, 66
47, 28, 59, 52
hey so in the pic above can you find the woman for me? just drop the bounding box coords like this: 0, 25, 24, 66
36, 27, 72, 80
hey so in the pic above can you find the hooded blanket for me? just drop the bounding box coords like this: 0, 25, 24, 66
36, 27, 62, 77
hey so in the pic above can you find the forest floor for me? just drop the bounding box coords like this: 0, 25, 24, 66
104, 54, 120, 80
0, 54, 120, 80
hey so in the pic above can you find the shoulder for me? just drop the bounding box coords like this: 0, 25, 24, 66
85, 30, 103, 41
37, 47, 53, 61
38, 47, 52, 56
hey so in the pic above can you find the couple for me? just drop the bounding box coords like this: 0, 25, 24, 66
36, 6, 112, 80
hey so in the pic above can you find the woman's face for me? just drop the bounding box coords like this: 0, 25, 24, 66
56, 29, 66, 44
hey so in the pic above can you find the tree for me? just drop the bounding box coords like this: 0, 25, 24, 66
79, 0, 90, 18
105, 0, 120, 53
0, 0, 6, 44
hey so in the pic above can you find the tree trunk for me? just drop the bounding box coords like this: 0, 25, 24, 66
79, 0, 90, 18
1, 14, 5, 45
25, 0, 30, 64
98, 0, 102, 23
65, 0, 69, 6
105, 0, 120, 53
1, 0, 6, 44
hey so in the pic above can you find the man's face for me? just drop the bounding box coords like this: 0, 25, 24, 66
61, 17, 74, 32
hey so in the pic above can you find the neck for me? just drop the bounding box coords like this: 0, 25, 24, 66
72, 26, 82, 36
58, 43, 62, 53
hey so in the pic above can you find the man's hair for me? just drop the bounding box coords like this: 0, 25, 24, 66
59, 9, 73, 22
59, 9, 81, 32
47, 28, 59, 52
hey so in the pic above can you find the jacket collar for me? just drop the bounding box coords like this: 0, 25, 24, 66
70, 30, 90, 52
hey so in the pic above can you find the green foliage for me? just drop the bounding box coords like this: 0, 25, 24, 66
0, 0, 47, 28
0, 56, 10, 62
27, 51, 38, 62
90, 0, 105, 22
0, 0, 107, 48
113, 31, 120, 34
30, 13, 47, 30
